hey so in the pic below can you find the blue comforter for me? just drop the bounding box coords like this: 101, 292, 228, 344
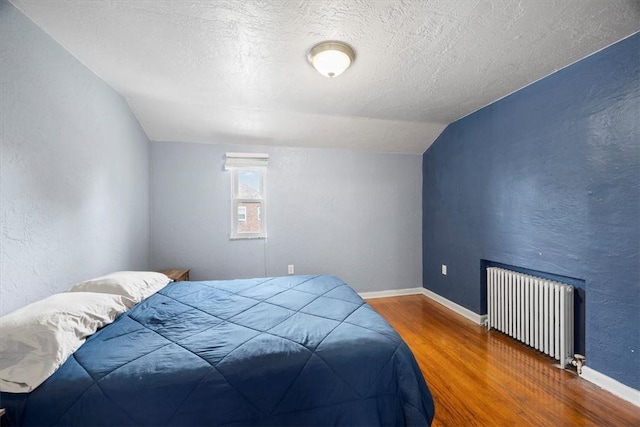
1, 275, 435, 426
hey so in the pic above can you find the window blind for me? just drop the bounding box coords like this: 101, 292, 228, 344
225, 152, 269, 169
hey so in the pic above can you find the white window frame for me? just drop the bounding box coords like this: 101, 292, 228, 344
225, 153, 268, 240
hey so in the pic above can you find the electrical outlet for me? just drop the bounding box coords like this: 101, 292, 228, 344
288, 264, 295, 275
442, 264, 447, 275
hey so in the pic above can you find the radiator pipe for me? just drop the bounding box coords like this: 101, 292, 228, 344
570, 354, 586, 374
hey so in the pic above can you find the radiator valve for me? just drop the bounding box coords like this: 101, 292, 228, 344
570, 354, 586, 374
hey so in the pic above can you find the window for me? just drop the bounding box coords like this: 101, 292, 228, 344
231, 170, 266, 238
225, 153, 268, 239
237, 206, 247, 222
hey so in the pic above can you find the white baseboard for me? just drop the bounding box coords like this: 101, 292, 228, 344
580, 366, 640, 407
358, 287, 424, 299
359, 287, 486, 326
420, 288, 487, 326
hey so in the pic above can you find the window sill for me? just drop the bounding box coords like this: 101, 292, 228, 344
230, 235, 267, 240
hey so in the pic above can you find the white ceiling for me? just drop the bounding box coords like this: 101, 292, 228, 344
10, 0, 640, 153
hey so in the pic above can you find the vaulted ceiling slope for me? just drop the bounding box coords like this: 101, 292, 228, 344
10, 1, 640, 153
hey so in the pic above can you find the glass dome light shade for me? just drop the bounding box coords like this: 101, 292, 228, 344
308, 41, 356, 78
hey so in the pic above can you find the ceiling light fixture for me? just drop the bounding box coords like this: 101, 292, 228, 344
308, 41, 356, 78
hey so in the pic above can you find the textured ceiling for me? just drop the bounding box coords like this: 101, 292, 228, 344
10, 0, 640, 153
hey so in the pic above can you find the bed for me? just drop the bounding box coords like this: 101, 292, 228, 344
1, 275, 435, 426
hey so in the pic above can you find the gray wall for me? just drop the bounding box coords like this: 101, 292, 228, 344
0, 0, 151, 315
151, 141, 422, 293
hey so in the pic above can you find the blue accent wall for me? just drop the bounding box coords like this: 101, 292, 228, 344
422, 33, 639, 390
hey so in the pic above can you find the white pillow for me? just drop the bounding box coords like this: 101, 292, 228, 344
0, 292, 134, 393
68, 271, 172, 303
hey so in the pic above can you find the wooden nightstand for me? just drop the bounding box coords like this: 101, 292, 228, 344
160, 269, 190, 282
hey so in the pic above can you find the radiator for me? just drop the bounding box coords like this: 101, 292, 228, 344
487, 267, 574, 367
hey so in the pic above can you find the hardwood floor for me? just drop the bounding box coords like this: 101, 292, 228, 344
367, 295, 640, 426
